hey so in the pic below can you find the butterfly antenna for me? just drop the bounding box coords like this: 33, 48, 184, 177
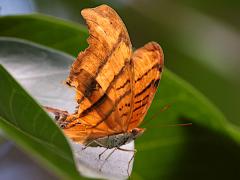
149, 104, 171, 121
142, 104, 192, 128
156, 123, 193, 128
141, 104, 171, 126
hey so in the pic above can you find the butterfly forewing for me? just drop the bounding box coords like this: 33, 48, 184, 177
64, 5, 135, 142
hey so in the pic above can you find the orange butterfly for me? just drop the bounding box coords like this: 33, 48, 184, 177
46, 4, 163, 159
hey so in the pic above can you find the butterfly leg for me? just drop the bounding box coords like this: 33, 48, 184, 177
117, 147, 136, 153
127, 153, 135, 177
81, 140, 97, 150
117, 147, 137, 177
98, 148, 108, 159
99, 147, 117, 172
98, 136, 110, 159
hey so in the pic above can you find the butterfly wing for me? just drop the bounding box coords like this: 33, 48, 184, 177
64, 5, 134, 143
127, 42, 164, 130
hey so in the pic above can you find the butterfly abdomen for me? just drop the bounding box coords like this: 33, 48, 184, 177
87, 128, 144, 148
89, 133, 132, 148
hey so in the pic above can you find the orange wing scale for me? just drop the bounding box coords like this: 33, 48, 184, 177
63, 5, 164, 144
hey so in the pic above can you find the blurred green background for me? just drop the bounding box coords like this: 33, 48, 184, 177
0, 0, 239, 179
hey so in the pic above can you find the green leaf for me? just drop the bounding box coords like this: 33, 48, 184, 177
1, 14, 240, 180
0, 46, 82, 179
0, 14, 88, 57
0, 68, 82, 179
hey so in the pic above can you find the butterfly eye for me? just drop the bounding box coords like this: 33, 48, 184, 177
131, 128, 138, 136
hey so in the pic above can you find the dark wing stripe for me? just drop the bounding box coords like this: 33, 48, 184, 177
106, 61, 130, 93
79, 61, 130, 116
89, 89, 131, 128
135, 94, 150, 104
133, 102, 148, 112
76, 69, 101, 98
80, 93, 109, 117
116, 79, 130, 90
135, 63, 159, 82
93, 33, 124, 79
135, 79, 155, 98
68, 32, 124, 99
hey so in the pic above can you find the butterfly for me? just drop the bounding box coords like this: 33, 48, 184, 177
46, 4, 164, 157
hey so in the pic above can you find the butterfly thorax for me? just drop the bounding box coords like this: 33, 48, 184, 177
87, 128, 144, 149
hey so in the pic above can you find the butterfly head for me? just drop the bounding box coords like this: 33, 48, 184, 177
130, 128, 145, 140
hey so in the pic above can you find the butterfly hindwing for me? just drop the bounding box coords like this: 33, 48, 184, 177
127, 42, 164, 130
